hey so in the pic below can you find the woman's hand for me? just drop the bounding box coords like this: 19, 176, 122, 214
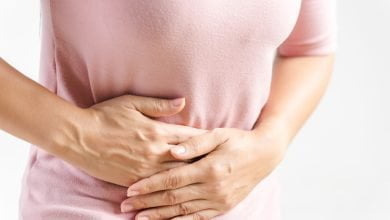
58, 94, 208, 187
120, 126, 288, 220
0, 58, 206, 187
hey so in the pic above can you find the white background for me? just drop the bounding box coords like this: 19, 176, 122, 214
1, 1, 389, 219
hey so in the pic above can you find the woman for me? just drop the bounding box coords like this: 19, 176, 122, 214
0, 0, 336, 219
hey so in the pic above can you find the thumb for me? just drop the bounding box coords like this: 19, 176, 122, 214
131, 96, 185, 118
170, 131, 224, 160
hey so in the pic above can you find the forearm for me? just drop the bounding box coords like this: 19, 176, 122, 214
0, 57, 86, 156
252, 54, 336, 150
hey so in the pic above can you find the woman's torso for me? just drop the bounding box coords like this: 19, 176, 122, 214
19, 0, 302, 219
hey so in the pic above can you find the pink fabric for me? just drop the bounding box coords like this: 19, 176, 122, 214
19, 0, 337, 219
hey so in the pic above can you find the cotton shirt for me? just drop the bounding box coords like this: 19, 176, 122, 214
19, 0, 337, 219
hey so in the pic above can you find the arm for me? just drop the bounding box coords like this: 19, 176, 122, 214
253, 0, 337, 151
0, 57, 84, 155
0, 57, 206, 186
252, 53, 336, 153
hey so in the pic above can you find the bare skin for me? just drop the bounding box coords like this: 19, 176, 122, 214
120, 53, 336, 220
0, 57, 208, 187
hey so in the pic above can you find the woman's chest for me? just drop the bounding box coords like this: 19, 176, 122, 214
48, 0, 302, 52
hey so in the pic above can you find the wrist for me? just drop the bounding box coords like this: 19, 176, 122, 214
251, 116, 292, 156
45, 105, 90, 159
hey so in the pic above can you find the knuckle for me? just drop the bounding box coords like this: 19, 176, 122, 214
88, 108, 104, 124
162, 190, 178, 205
124, 95, 138, 109
164, 172, 180, 189
177, 203, 192, 215
134, 129, 149, 142
144, 144, 160, 156
146, 123, 159, 135
141, 142, 165, 158
143, 153, 156, 162
145, 124, 163, 141
209, 163, 224, 180
152, 100, 165, 112
142, 149, 157, 161
169, 133, 182, 143
209, 162, 232, 180
142, 183, 153, 193
133, 199, 148, 209
153, 124, 165, 135
220, 196, 234, 211
191, 140, 203, 154
186, 141, 198, 154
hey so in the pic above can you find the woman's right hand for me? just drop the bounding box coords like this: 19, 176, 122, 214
58, 94, 207, 187
0, 58, 206, 187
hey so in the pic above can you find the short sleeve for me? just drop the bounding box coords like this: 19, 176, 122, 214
277, 0, 338, 56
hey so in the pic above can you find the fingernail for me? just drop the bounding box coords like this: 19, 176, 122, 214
171, 98, 184, 107
172, 145, 186, 155
127, 190, 139, 197
137, 216, 149, 220
121, 203, 134, 212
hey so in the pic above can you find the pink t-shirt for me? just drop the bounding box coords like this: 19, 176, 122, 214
19, 0, 337, 219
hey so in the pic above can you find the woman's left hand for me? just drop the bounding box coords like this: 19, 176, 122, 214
120, 126, 288, 220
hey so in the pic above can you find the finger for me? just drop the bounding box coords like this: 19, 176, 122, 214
170, 130, 227, 160
172, 209, 220, 220
127, 162, 205, 196
129, 95, 186, 118
161, 160, 190, 169
157, 122, 209, 144
121, 184, 204, 211
146, 142, 195, 163
133, 200, 213, 220
157, 144, 195, 163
